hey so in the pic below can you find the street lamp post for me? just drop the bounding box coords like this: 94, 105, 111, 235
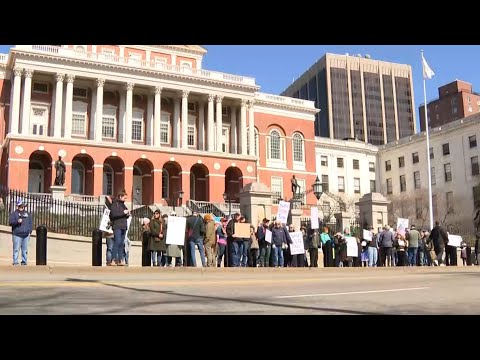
312, 175, 323, 200
313, 175, 331, 267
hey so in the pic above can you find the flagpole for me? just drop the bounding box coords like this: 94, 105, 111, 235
422, 50, 434, 231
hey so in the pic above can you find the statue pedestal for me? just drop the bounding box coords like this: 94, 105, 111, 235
50, 185, 67, 201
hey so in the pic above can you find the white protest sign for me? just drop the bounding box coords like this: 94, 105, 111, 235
276, 201, 290, 224
99, 206, 113, 233
396, 218, 409, 237
265, 229, 272, 243
363, 229, 372, 241
448, 234, 462, 247
125, 215, 132, 238
289, 231, 305, 255
345, 236, 358, 257
310, 207, 319, 229
166, 216, 187, 245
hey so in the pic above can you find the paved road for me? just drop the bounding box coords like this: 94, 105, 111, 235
0, 266, 479, 314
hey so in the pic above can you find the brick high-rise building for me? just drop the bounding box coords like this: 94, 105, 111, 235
282, 53, 417, 145
419, 79, 480, 131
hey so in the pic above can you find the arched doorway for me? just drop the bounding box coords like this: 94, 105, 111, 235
28, 151, 52, 193
133, 158, 154, 206
103, 156, 125, 197
190, 164, 209, 201
225, 166, 243, 202
162, 161, 182, 207
71, 154, 94, 195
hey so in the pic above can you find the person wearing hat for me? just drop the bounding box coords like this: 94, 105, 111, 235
406, 224, 421, 266
216, 217, 228, 267
9, 199, 33, 266
203, 214, 217, 267
149, 210, 166, 266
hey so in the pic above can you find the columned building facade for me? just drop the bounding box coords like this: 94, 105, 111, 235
0, 45, 318, 211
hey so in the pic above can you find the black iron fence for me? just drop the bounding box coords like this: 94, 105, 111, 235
129, 205, 153, 242
0, 186, 158, 242
0, 186, 104, 237
300, 217, 361, 236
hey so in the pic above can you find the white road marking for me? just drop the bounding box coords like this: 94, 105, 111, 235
274, 287, 430, 299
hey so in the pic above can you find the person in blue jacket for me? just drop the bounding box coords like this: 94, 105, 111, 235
9, 198, 33, 265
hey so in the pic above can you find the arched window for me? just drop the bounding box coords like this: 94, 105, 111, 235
103, 164, 114, 196
270, 130, 281, 160
292, 133, 305, 163
162, 169, 169, 199
71, 161, 85, 194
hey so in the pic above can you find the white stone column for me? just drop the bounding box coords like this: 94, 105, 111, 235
10, 67, 22, 135
125, 82, 134, 144
181, 90, 189, 149
119, 91, 126, 143
248, 100, 255, 156
54, 73, 64, 138
207, 94, 214, 151
95, 78, 105, 142
198, 102, 205, 151
240, 99, 247, 155
90, 86, 97, 139
146, 93, 154, 146
21, 69, 33, 135
230, 105, 237, 154
173, 97, 180, 148
153, 86, 162, 147
216, 95, 223, 152
64, 74, 75, 139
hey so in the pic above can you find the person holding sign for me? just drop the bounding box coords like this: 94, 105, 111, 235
239, 217, 250, 267
103, 195, 115, 266
109, 190, 130, 266
257, 218, 271, 267
394, 232, 407, 266
164, 213, 182, 267
226, 213, 243, 267
271, 220, 293, 267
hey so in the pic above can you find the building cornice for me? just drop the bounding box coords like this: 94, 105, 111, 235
378, 113, 480, 153
147, 45, 207, 56
254, 92, 318, 115
10, 47, 260, 92
315, 138, 379, 156
5, 134, 258, 162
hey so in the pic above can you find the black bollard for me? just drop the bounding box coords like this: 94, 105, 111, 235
224, 240, 229, 268
142, 231, 151, 267
92, 229, 103, 266
36, 225, 48, 265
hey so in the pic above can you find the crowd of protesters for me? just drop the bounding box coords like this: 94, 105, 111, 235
133, 207, 480, 268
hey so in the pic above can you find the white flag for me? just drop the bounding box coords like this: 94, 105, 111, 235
422, 54, 435, 80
